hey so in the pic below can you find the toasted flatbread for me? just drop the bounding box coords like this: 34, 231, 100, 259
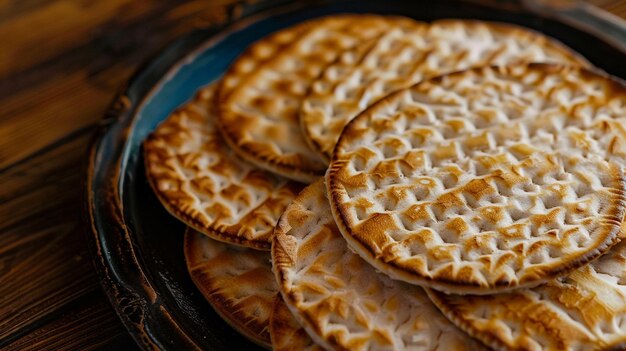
144, 83, 303, 250
428, 239, 626, 351
220, 20, 313, 100
217, 14, 420, 183
184, 228, 276, 348
272, 180, 487, 350
302, 19, 590, 161
269, 294, 324, 351
327, 64, 626, 294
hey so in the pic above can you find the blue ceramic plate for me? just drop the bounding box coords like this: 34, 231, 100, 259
86, 1, 626, 350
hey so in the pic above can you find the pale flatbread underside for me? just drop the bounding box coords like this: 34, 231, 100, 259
273, 180, 487, 351
184, 228, 276, 348
144, 83, 302, 250
218, 14, 419, 183
428, 239, 626, 351
327, 64, 626, 294
301, 19, 590, 161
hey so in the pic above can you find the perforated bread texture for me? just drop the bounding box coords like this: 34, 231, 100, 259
218, 15, 420, 183
272, 180, 487, 351
184, 228, 276, 348
269, 294, 324, 351
143, 83, 303, 250
428, 239, 626, 351
327, 64, 626, 294
302, 19, 590, 161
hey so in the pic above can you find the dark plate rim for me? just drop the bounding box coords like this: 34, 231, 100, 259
84, 1, 626, 350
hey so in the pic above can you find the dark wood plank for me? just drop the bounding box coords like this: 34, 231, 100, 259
0, 0, 238, 170
2, 293, 136, 351
592, 0, 626, 18
0, 1, 242, 348
0, 133, 104, 345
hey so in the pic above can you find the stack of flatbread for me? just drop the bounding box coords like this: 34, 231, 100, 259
144, 14, 626, 351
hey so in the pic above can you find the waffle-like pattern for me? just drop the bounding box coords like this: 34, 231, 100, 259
144, 84, 302, 250
272, 180, 487, 351
218, 15, 419, 183
428, 239, 626, 351
302, 20, 590, 161
327, 64, 626, 294
219, 20, 313, 100
269, 294, 324, 351
184, 229, 276, 348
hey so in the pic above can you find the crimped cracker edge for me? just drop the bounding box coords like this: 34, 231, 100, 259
271, 180, 356, 351
143, 140, 272, 250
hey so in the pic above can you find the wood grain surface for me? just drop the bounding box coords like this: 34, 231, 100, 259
0, 1, 241, 349
0, 0, 624, 350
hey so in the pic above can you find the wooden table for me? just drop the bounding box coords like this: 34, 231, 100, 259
1, 1, 625, 350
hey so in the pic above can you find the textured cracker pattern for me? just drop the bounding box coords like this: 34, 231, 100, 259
220, 20, 313, 99
327, 64, 626, 294
184, 229, 276, 348
269, 294, 324, 351
218, 15, 419, 182
302, 20, 590, 161
144, 83, 303, 250
428, 239, 626, 351
272, 180, 487, 351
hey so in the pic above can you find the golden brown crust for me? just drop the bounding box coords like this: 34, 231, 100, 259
301, 19, 591, 162
327, 64, 626, 294
184, 228, 276, 349
272, 180, 488, 351
218, 20, 314, 101
143, 83, 303, 250
269, 294, 324, 351
217, 14, 420, 182
427, 239, 626, 351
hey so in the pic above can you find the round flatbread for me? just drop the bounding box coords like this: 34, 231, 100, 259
302, 19, 590, 162
184, 228, 276, 348
272, 180, 487, 351
327, 64, 626, 294
269, 294, 324, 351
144, 83, 303, 250
428, 239, 626, 351
217, 14, 420, 183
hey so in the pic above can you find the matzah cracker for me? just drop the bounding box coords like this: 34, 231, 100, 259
184, 228, 275, 349
302, 20, 590, 161
327, 64, 626, 294
220, 20, 313, 100
272, 180, 487, 351
218, 15, 420, 183
269, 294, 323, 351
428, 239, 626, 351
144, 83, 302, 250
